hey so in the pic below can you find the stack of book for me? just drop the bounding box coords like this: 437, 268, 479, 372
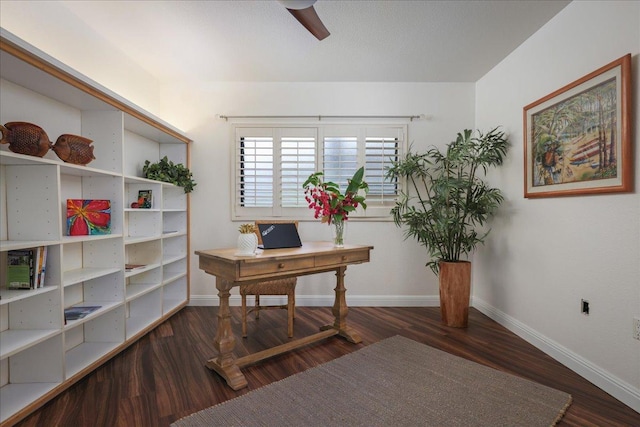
64, 306, 101, 323
6, 246, 48, 290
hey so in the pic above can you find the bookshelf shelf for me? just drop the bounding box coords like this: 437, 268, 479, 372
63, 267, 122, 288
126, 315, 160, 340
163, 299, 184, 315
0, 286, 57, 306
0, 329, 60, 359
124, 263, 161, 278
124, 236, 161, 245
163, 254, 186, 265
126, 282, 162, 301
0, 29, 191, 425
64, 305, 124, 379
0, 151, 60, 166
0, 383, 60, 423
60, 234, 124, 244
0, 240, 59, 252
124, 175, 162, 185
124, 208, 161, 213
65, 341, 121, 379
163, 271, 187, 285
162, 231, 186, 238
59, 163, 122, 178
63, 301, 123, 329
126, 288, 162, 340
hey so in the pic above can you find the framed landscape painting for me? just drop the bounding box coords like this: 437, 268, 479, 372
524, 54, 632, 198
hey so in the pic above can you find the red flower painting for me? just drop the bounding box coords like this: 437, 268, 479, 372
67, 199, 111, 236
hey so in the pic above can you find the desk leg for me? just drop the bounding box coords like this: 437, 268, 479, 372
205, 278, 248, 390
320, 266, 362, 344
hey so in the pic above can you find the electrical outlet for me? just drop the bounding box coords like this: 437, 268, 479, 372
634, 318, 640, 341
581, 299, 589, 315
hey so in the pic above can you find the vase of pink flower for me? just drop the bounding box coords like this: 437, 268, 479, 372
303, 166, 368, 247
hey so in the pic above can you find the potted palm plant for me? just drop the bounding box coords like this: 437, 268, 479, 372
386, 127, 508, 327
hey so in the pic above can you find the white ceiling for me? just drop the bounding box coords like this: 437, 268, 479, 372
59, 0, 570, 84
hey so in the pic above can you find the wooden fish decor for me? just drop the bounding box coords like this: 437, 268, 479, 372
52, 134, 96, 166
0, 121, 53, 157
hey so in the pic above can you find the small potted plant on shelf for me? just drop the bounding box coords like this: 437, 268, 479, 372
143, 156, 196, 193
385, 127, 508, 327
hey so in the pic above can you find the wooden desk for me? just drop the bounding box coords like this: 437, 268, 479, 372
195, 241, 373, 390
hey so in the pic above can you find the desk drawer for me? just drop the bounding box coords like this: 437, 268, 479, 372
315, 251, 369, 268
240, 257, 315, 277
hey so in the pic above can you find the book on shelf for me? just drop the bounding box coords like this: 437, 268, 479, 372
5, 246, 49, 290
6, 249, 34, 289
38, 246, 48, 288
137, 190, 152, 209
34, 245, 48, 288
125, 263, 146, 271
64, 306, 101, 322
35, 246, 43, 287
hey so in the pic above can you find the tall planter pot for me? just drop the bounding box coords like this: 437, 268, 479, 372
438, 260, 471, 328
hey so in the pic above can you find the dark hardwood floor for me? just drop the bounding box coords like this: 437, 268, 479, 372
16, 307, 640, 426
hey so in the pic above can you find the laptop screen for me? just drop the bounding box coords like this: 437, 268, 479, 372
257, 223, 302, 249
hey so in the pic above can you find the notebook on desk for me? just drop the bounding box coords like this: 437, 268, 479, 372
257, 223, 302, 249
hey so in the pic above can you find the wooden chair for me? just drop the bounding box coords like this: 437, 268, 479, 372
240, 220, 298, 338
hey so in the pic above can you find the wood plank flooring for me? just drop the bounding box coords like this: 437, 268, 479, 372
15, 307, 640, 426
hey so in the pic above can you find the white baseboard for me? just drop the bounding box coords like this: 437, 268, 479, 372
472, 297, 640, 413
188, 294, 440, 307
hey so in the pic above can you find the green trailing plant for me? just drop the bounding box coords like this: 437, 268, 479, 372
143, 156, 196, 193
386, 127, 508, 274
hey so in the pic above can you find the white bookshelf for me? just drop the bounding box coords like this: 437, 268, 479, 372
0, 29, 191, 426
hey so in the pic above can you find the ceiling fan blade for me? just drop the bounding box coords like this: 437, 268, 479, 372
287, 5, 330, 40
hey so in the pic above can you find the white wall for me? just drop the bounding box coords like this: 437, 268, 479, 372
161, 81, 476, 304
0, 1, 162, 117
474, 0, 640, 411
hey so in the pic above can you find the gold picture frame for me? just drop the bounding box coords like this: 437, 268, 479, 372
524, 54, 632, 198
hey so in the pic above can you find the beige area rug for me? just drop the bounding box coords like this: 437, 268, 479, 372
173, 335, 572, 427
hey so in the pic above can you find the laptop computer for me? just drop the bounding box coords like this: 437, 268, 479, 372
257, 223, 302, 249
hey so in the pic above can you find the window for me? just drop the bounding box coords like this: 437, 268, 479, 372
323, 135, 358, 188
234, 124, 406, 219
365, 136, 400, 205
281, 136, 316, 207
238, 135, 273, 208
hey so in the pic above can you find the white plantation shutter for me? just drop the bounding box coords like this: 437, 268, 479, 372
233, 124, 405, 220
280, 129, 317, 208
238, 135, 273, 207
235, 127, 317, 217
322, 135, 358, 189
365, 127, 403, 205
235, 128, 274, 217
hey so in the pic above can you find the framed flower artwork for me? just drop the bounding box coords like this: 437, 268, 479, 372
67, 199, 111, 236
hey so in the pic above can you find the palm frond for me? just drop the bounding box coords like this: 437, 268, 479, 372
385, 127, 509, 275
